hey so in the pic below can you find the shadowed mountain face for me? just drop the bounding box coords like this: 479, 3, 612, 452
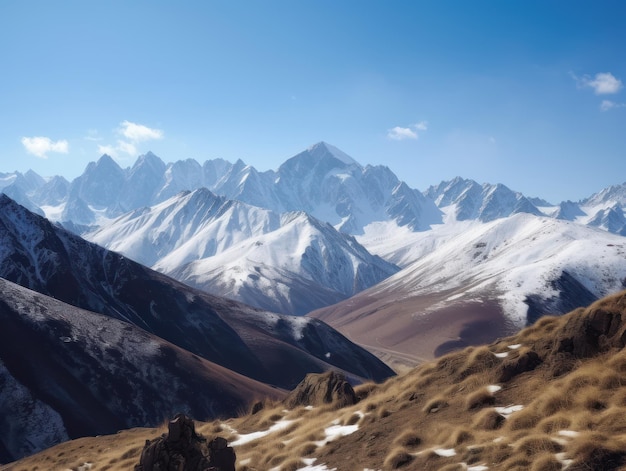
0, 278, 282, 463
0, 195, 394, 391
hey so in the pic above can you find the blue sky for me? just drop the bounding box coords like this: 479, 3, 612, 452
1, 1, 625, 203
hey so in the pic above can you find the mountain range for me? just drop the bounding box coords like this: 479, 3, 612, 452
1, 142, 626, 464
0, 193, 393, 462
2, 142, 625, 321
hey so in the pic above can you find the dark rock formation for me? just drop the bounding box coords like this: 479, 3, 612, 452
135, 414, 235, 471
283, 370, 357, 409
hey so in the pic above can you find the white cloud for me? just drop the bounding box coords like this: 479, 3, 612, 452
577, 72, 623, 95
388, 126, 417, 140
21, 136, 69, 159
414, 121, 428, 131
600, 100, 626, 111
387, 121, 428, 141
96, 120, 163, 158
119, 120, 163, 142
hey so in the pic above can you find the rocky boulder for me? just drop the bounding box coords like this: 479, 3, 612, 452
135, 414, 235, 471
283, 370, 357, 409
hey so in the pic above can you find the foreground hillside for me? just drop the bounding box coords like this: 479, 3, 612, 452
8, 290, 626, 470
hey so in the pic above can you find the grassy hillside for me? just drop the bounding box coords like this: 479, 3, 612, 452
5, 290, 626, 471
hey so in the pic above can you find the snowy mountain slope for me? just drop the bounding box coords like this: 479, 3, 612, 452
0, 194, 394, 389
166, 211, 399, 315
87, 188, 282, 269
86, 188, 399, 315
315, 212, 626, 362
424, 177, 543, 222
0, 277, 281, 462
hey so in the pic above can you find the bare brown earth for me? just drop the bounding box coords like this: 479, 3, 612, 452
311, 288, 519, 370
7, 290, 626, 471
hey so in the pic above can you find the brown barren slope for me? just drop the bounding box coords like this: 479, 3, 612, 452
311, 288, 519, 370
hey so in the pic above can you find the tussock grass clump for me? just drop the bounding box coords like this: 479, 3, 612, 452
479, 442, 513, 465
383, 447, 414, 469
435, 351, 467, 377
295, 442, 318, 456
437, 464, 466, 471
529, 453, 562, 471
498, 347, 542, 382
506, 407, 541, 431
568, 431, 626, 470
607, 350, 626, 373
514, 434, 563, 457
354, 381, 378, 401
457, 345, 499, 380
393, 430, 422, 448
537, 413, 571, 434
565, 370, 600, 393
422, 395, 448, 413
465, 387, 497, 410
280, 458, 306, 471
344, 412, 362, 426
596, 406, 626, 434
537, 386, 573, 416
448, 427, 474, 446
472, 409, 505, 430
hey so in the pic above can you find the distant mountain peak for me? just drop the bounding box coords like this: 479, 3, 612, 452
307, 142, 359, 166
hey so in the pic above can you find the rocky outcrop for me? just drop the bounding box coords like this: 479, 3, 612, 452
283, 370, 357, 409
135, 414, 235, 471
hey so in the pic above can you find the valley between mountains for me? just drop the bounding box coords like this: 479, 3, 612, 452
1, 142, 626, 468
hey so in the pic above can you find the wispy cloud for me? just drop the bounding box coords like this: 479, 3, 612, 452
574, 72, 623, 95
119, 120, 163, 142
97, 120, 163, 158
21, 136, 69, 159
387, 121, 428, 141
600, 100, 626, 112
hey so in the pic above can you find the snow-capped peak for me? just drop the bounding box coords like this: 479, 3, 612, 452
306, 141, 360, 167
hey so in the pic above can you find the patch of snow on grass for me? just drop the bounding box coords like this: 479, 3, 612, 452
487, 385, 502, 393
555, 452, 573, 468
230, 419, 295, 446
433, 448, 456, 457
494, 405, 524, 417
296, 464, 336, 471
507, 344, 522, 350
493, 352, 509, 358
467, 465, 489, 471
558, 430, 580, 438
314, 421, 360, 447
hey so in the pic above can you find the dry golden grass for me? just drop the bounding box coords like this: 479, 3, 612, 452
383, 446, 414, 469
465, 387, 497, 410
472, 409, 505, 430
393, 430, 422, 448
529, 453, 562, 471
422, 394, 448, 413
537, 413, 572, 434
